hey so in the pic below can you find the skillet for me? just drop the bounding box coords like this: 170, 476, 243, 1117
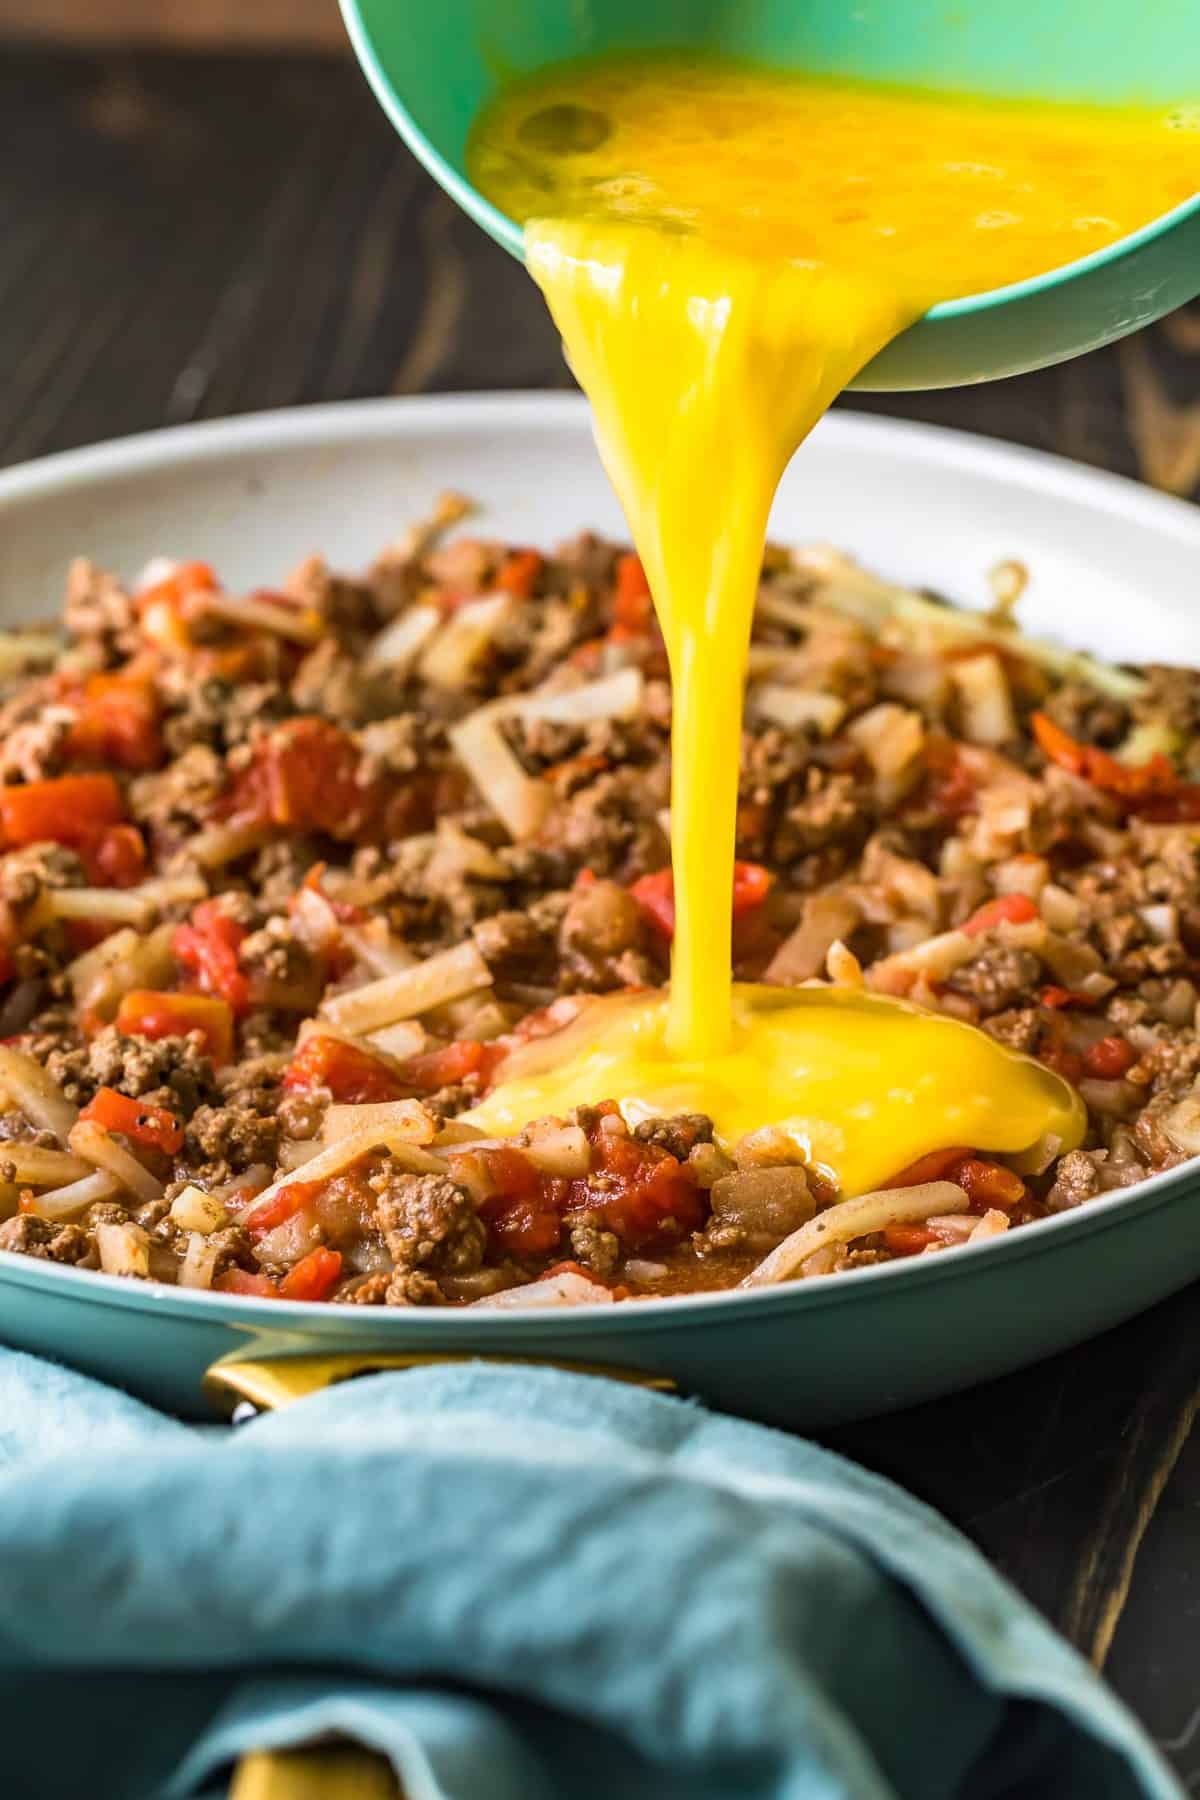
2, 392, 1198, 1427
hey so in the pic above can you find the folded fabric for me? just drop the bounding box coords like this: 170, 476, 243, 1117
0, 1348, 1182, 1800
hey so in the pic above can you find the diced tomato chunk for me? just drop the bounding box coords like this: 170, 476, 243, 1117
173, 900, 251, 1015
278, 1245, 343, 1302
613, 553, 652, 633
630, 861, 772, 939
393, 1038, 508, 1094
136, 560, 217, 613
214, 1267, 278, 1298
1031, 712, 1179, 803
86, 823, 148, 888
1039, 985, 1094, 1010
0, 774, 124, 850
1082, 1035, 1138, 1079
887, 1146, 971, 1186
115, 989, 235, 1065
883, 1224, 939, 1255
283, 1034, 406, 1104
79, 1086, 183, 1155
495, 549, 544, 598
241, 1178, 321, 1240
963, 894, 1039, 936
63, 673, 163, 772
951, 1156, 1026, 1211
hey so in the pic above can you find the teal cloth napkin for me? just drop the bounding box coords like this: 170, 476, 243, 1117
0, 1350, 1182, 1800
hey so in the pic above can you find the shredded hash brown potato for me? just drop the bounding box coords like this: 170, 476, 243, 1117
0, 507, 1198, 1306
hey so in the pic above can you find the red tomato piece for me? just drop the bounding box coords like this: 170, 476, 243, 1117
173, 901, 251, 1015
579, 1128, 705, 1247
1082, 1036, 1138, 1079
630, 862, 772, 939
0, 774, 124, 849
79, 1086, 183, 1154
283, 1035, 406, 1104
64, 673, 163, 772
883, 1224, 939, 1255
86, 823, 148, 889
495, 549, 544, 598
887, 1146, 971, 1186
1039, 985, 1095, 1010
214, 1267, 278, 1298
613, 553, 652, 633
963, 894, 1040, 936
393, 1039, 508, 1094
950, 1156, 1026, 1211
241, 1178, 321, 1240
115, 990, 235, 1066
278, 1245, 343, 1302
1031, 712, 1179, 802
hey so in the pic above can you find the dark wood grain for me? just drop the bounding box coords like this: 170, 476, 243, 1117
3, 44, 1200, 1780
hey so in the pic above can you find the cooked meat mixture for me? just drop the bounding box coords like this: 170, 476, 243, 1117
0, 510, 1196, 1307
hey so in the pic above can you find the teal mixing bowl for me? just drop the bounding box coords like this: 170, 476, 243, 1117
339, 0, 1200, 390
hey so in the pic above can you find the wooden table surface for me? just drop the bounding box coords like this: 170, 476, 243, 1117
6, 45, 1200, 1786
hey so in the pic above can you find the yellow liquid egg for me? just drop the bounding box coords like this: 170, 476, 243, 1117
465, 57, 1197, 1188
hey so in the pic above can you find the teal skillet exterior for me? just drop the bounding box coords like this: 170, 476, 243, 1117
3, 1158, 1200, 1423
339, 0, 1200, 390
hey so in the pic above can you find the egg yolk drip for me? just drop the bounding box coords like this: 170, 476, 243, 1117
467, 986, 1084, 1198
466, 57, 1195, 1177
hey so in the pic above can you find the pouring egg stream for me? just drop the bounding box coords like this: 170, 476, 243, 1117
465, 53, 1200, 1195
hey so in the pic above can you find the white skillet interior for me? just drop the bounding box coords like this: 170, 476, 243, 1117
0, 394, 1199, 669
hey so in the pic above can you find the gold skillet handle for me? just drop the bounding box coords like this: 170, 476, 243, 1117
205, 1348, 677, 1416
218, 1351, 675, 1796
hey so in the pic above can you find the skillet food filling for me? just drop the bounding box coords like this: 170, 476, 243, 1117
0, 514, 1197, 1305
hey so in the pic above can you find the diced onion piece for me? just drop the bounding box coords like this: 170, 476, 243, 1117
754, 685, 847, 736
45, 888, 156, 927
341, 921, 416, 978
419, 593, 515, 690
826, 939, 864, 988
969, 1208, 1010, 1242
766, 892, 861, 985
994, 856, 1048, 900
469, 1270, 614, 1309
868, 929, 975, 994
68, 1120, 164, 1204
1163, 1094, 1200, 1155
168, 1185, 228, 1234
187, 820, 279, 868
96, 1220, 151, 1278
847, 703, 924, 778
950, 653, 1017, 747
0, 1145, 92, 1186
1040, 930, 1103, 986
179, 1231, 221, 1289
67, 922, 177, 1017
449, 706, 552, 842
1116, 718, 1179, 767
276, 1139, 324, 1171
321, 940, 492, 1035
65, 926, 140, 995
26, 1169, 122, 1221
1039, 883, 1082, 932
323, 1100, 438, 1148
365, 1020, 428, 1060
429, 820, 510, 882
1140, 903, 1179, 943
192, 591, 324, 644
365, 602, 441, 670
521, 1124, 590, 1178
244, 1127, 448, 1221
743, 1180, 965, 1285
0, 631, 60, 676
519, 666, 643, 726
0, 1045, 77, 1144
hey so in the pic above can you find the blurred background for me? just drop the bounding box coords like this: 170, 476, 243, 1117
1, 0, 1199, 491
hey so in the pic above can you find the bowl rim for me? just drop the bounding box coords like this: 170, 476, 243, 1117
337, 0, 1200, 327
4, 391, 1200, 1331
